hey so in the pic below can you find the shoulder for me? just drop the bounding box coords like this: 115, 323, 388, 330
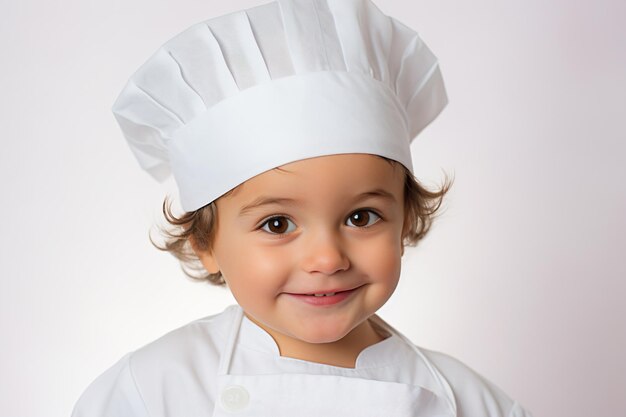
71, 353, 149, 417
72, 305, 237, 417
129, 304, 234, 370
417, 347, 534, 417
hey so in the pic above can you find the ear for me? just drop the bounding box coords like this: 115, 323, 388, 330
189, 236, 220, 274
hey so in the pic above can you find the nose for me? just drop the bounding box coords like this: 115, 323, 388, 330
300, 230, 350, 275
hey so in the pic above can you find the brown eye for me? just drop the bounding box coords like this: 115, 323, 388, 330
346, 210, 381, 228
261, 216, 296, 235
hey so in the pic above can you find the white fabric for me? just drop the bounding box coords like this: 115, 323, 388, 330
112, 0, 448, 211
169, 70, 412, 211
72, 305, 533, 417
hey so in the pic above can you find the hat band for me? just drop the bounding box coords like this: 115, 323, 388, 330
169, 70, 412, 211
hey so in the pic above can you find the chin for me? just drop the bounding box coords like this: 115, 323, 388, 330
294, 323, 354, 344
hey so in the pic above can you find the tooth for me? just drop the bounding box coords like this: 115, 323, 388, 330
310, 292, 337, 297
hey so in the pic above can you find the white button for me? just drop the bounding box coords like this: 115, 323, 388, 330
220, 385, 250, 412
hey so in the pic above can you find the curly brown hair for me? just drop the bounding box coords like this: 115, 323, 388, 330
150, 158, 453, 285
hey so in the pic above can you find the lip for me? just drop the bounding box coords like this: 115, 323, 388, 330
284, 285, 362, 307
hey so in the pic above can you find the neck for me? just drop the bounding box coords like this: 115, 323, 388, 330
246, 315, 386, 368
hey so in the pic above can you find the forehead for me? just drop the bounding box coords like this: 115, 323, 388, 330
229, 154, 403, 198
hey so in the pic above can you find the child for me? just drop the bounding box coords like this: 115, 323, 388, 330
73, 0, 533, 415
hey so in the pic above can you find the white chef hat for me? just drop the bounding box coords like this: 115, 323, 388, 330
112, 0, 447, 212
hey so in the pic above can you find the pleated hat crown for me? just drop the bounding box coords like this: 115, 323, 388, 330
112, 0, 447, 211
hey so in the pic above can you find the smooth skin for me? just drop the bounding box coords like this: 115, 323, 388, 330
193, 153, 406, 368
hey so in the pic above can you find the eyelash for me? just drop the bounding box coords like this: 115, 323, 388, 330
256, 209, 383, 237
257, 215, 296, 237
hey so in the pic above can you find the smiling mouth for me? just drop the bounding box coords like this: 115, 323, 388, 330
293, 285, 363, 297
285, 285, 362, 298
285, 287, 361, 306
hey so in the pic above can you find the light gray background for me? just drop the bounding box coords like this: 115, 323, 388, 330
1, 0, 624, 416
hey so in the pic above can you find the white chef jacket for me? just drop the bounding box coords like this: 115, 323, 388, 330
71, 305, 532, 417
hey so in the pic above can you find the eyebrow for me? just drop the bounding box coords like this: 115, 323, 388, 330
239, 197, 298, 216
238, 188, 397, 217
358, 189, 397, 202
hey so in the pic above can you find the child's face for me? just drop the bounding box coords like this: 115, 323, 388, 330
196, 154, 405, 346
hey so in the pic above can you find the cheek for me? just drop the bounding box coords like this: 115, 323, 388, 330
239, 244, 294, 286
218, 237, 290, 293
358, 233, 403, 280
